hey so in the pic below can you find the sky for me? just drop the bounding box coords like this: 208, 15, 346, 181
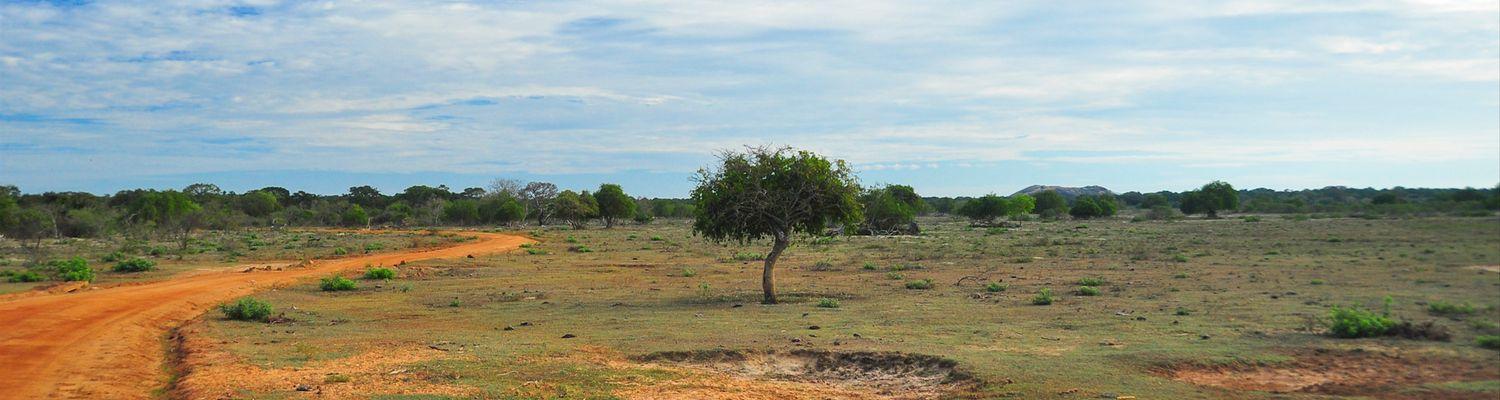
1, 0, 1497, 197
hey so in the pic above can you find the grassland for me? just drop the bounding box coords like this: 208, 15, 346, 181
170, 216, 1499, 398
0, 230, 468, 295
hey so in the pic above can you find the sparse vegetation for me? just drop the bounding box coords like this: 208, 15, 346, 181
319, 275, 357, 291
1032, 288, 1054, 305
904, 279, 934, 290
112, 258, 156, 273
218, 297, 273, 321
363, 267, 395, 280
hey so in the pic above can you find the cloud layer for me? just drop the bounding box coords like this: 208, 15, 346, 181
2, 0, 1497, 195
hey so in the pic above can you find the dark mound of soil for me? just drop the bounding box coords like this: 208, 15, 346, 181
637, 349, 980, 399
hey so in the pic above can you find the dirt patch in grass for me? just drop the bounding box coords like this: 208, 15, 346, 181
1161, 349, 1500, 399
1466, 265, 1500, 273
633, 349, 981, 399
170, 322, 479, 399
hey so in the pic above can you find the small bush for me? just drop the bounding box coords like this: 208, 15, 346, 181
985, 282, 1008, 292
1428, 301, 1477, 316
333, 247, 349, 256
526, 248, 547, 255
148, 246, 168, 256
112, 258, 156, 273
886, 272, 904, 280
363, 242, 385, 253
1310, 279, 1325, 285
732, 252, 765, 261
888, 264, 908, 271
1328, 305, 1396, 338
650, 235, 664, 241
324, 374, 351, 383
1076, 286, 1101, 296
1172, 273, 1189, 279
680, 267, 697, 277
905, 279, 934, 290
1077, 277, 1104, 287
1477, 335, 1500, 350
565, 236, 579, 243
51, 257, 94, 282
7, 270, 45, 283
1175, 307, 1191, 316
319, 275, 358, 291
1172, 254, 1189, 263
569, 245, 593, 253
816, 298, 840, 308
862, 262, 878, 270
101, 251, 126, 263
219, 297, 273, 321
364, 267, 396, 280
1031, 288, 1054, 305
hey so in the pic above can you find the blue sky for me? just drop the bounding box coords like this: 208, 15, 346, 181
1, 0, 1496, 197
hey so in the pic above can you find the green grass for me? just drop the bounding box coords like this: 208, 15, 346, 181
1031, 288, 1054, 305
904, 279, 934, 290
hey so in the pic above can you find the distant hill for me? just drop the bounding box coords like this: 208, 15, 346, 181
1012, 185, 1114, 199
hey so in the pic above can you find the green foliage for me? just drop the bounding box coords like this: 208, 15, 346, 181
691, 147, 863, 247
1310, 279, 1325, 285
680, 267, 696, 277
861, 186, 918, 231
1428, 301, 1477, 316
442, 200, 481, 225
885, 272, 904, 280
984, 282, 1008, 292
6, 207, 55, 246
1180, 181, 1239, 217
1077, 277, 1105, 286
1327, 305, 1396, 338
957, 194, 1035, 225
342, 204, 369, 227
1175, 307, 1191, 316
1172, 254, 1189, 263
1031, 288, 1054, 305
593, 183, 637, 228
862, 262, 878, 270
525, 248, 547, 255
112, 258, 156, 273
1076, 286, 1100, 296
101, 251, 126, 263
7, 270, 44, 283
239, 190, 281, 218
50, 257, 94, 282
333, 247, 348, 256
478, 194, 526, 225
364, 267, 396, 280
553, 190, 600, 229
732, 252, 765, 261
904, 279, 934, 290
319, 275, 358, 291
219, 297, 273, 321
816, 298, 841, 308
1477, 335, 1500, 350
1033, 191, 1069, 218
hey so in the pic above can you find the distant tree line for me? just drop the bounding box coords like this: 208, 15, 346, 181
920, 184, 1499, 219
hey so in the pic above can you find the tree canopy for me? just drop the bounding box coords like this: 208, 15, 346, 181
593, 184, 636, 228
1180, 181, 1239, 218
691, 146, 863, 304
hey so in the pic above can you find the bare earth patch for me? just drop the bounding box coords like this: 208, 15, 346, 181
1466, 265, 1500, 273
631, 349, 982, 400
1162, 349, 1500, 399
170, 323, 480, 399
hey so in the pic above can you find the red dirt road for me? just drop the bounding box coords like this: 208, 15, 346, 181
0, 231, 533, 399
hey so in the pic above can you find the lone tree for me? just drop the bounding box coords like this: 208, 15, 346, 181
956, 194, 1034, 225
593, 184, 636, 228
1033, 190, 1069, 218
691, 146, 863, 304
1180, 181, 1239, 218
552, 190, 598, 229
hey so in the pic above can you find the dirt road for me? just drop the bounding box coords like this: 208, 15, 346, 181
0, 231, 533, 399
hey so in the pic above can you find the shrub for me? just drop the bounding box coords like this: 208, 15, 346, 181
1478, 335, 1500, 350
363, 242, 384, 253
650, 235, 664, 241
1172, 273, 1189, 279
1175, 307, 1191, 316
7, 270, 44, 283
319, 275, 358, 291
333, 247, 348, 256
732, 252, 765, 261
51, 257, 94, 282
680, 267, 697, 277
885, 272, 904, 280
1031, 288, 1054, 305
364, 267, 396, 280
1328, 305, 1396, 338
1077, 277, 1104, 287
219, 297, 273, 321
905, 279, 934, 290
1428, 301, 1477, 316
1310, 279, 1325, 285
1172, 254, 1189, 263
1076, 286, 1101, 296
112, 258, 156, 273
816, 298, 840, 308
101, 251, 126, 263
569, 245, 593, 253
862, 262, 878, 271
526, 248, 547, 255
985, 282, 1008, 292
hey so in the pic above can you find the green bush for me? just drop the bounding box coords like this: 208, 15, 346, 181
50, 257, 94, 282
7, 270, 45, 283
569, 245, 594, 253
526, 248, 548, 255
862, 262, 878, 270
816, 298, 840, 308
1310, 279, 1326, 285
905, 279, 934, 290
732, 252, 765, 261
886, 272, 904, 280
1076, 286, 1101, 296
364, 267, 396, 280
333, 247, 348, 256
1328, 305, 1396, 338
219, 297, 273, 321
1172, 254, 1189, 263
112, 258, 156, 273
650, 235, 664, 241
363, 242, 384, 253
985, 282, 1008, 292
1077, 277, 1104, 287
680, 267, 697, 277
319, 275, 358, 291
1428, 301, 1477, 316
1031, 288, 1054, 305
101, 251, 126, 263
1477, 335, 1500, 350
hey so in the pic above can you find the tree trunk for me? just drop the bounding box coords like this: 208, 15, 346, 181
604, 217, 614, 229
762, 234, 790, 304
